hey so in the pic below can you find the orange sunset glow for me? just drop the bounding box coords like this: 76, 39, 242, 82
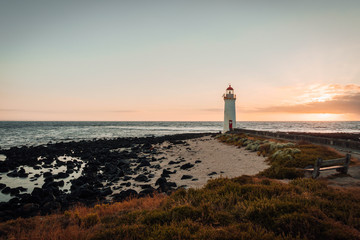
1, 1, 359, 121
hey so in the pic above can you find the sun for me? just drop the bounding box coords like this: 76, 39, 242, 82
308, 113, 343, 121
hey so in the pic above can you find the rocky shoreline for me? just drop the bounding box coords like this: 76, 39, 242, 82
0, 133, 216, 221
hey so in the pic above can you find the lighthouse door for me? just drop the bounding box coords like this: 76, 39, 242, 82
229, 120, 233, 131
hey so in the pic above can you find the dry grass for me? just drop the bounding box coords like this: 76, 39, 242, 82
1, 177, 360, 240
0, 194, 167, 240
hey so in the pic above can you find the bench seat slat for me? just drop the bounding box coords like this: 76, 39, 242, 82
305, 166, 344, 171
319, 166, 344, 171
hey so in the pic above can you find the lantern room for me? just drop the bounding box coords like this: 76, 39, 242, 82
223, 85, 236, 100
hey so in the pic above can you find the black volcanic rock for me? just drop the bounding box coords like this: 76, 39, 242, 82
7, 170, 18, 178
155, 177, 167, 186
155, 177, 177, 193
1, 187, 11, 194
139, 187, 155, 196
9, 188, 20, 196
33, 165, 41, 170
17, 168, 28, 178
138, 159, 150, 167
181, 175, 193, 180
161, 168, 177, 178
134, 174, 148, 182
100, 187, 113, 196
21, 203, 40, 217
123, 175, 132, 181
54, 172, 69, 179
180, 163, 194, 170
208, 172, 217, 176
43, 172, 52, 178
162, 169, 175, 175
42, 201, 61, 214
113, 189, 138, 201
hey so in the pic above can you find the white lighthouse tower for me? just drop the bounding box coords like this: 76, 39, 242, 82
223, 85, 236, 132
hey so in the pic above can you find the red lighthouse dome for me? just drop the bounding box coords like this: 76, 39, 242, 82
226, 85, 233, 90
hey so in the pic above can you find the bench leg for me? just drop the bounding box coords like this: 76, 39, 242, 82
342, 153, 351, 174
312, 158, 322, 179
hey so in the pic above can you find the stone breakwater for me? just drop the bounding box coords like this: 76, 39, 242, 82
233, 129, 360, 150
0, 133, 215, 222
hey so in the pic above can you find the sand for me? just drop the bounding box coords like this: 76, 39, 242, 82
158, 136, 268, 188
124, 135, 269, 191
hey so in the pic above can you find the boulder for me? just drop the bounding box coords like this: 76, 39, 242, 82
7, 171, 18, 178
1, 187, 11, 194
54, 172, 69, 179
9, 188, 20, 196
100, 187, 113, 196
181, 175, 193, 180
42, 201, 61, 214
161, 169, 176, 178
139, 187, 155, 196
155, 177, 167, 186
112, 189, 138, 201
208, 172, 217, 176
21, 203, 40, 216
43, 172, 52, 178
138, 159, 150, 167
155, 177, 177, 193
134, 174, 148, 182
169, 160, 180, 165
180, 163, 194, 170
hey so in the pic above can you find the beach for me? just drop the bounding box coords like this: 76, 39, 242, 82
0, 133, 267, 221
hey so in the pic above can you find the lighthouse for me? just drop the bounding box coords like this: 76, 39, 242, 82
223, 85, 236, 132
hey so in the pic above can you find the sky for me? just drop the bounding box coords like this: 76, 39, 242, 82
1, 0, 359, 121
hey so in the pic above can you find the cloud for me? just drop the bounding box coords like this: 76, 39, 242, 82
255, 92, 360, 114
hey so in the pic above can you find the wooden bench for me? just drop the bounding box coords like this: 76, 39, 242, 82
305, 153, 351, 178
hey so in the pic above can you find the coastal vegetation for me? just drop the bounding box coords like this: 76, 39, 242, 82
216, 133, 344, 179
1, 176, 360, 239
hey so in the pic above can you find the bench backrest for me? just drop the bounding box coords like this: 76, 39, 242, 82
318, 157, 348, 167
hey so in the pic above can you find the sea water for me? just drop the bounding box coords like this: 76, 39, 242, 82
0, 121, 359, 149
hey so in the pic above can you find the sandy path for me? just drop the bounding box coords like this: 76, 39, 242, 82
152, 135, 268, 189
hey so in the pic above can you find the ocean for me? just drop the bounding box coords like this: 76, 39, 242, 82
0, 121, 359, 150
